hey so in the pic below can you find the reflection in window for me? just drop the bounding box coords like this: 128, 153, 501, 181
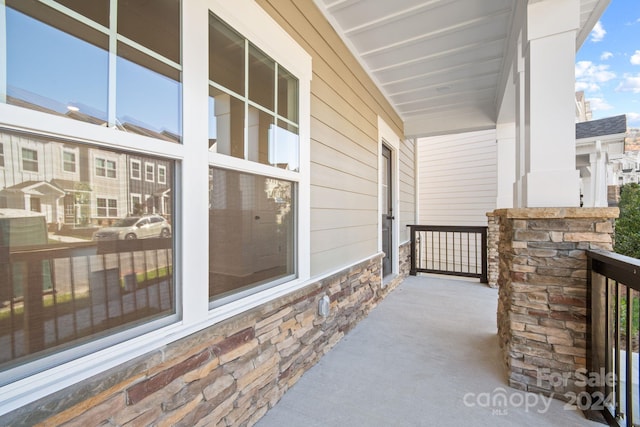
145, 163, 155, 182
0, 129, 174, 374
249, 44, 275, 111
22, 148, 38, 172
158, 166, 167, 185
95, 158, 116, 178
209, 13, 245, 96
209, 87, 245, 159
116, 45, 182, 143
209, 168, 295, 303
3, 1, 182, 142
96, 198, 118, 217
63, 151, 77, 173
131, 160, 141, 180
208, 13, 299, 171
5, 6, 109, 125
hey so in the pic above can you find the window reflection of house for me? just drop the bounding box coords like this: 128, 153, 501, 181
127, 154, 172, 220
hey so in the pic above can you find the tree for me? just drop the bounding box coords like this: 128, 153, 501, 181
615, 183, 640, 258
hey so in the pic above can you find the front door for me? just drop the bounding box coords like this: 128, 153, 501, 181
381, 144, 393, 277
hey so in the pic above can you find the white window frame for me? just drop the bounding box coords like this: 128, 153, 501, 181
204, 0, 311, 317
96, 197, 118, 217
158, 164, 167, 184
21, 147, 38, 172
62, 149, 77, 173
0, 0, 311, 415
95, 157, 117, 178
145, 162, 155, 182
130, 159, 141, 180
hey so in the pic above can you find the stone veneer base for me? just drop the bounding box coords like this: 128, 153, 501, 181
494, 207, 618, 398
2, 242, 410, 426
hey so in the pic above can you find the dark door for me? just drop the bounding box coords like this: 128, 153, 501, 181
381, 144, 393, 277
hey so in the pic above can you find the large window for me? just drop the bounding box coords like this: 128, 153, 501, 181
4, 0, 182, 142
208, 14, 300, 172
207, 13, 302, 304
0, 129, 175, 379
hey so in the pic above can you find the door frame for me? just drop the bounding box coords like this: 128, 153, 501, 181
378, 116, 400, 279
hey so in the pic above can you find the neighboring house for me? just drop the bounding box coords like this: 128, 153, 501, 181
576, 114, 627, 207
0, 0, 609, 425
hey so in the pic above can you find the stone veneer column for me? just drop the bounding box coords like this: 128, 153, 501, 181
486, 212, 499, 288
495, 207, 618, 397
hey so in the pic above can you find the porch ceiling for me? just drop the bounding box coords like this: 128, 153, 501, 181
313, 0, 610, 138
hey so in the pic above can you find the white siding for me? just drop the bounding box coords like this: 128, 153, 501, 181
399, 138, 416, 242
418, 129, 497, 226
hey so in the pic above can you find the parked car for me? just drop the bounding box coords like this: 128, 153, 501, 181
92, 215, 171, 241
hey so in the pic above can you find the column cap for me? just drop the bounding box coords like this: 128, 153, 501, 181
492, 207, 619, 219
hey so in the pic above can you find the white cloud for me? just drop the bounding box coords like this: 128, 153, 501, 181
600, 51, 613, 60
631, 50, 640, 65
590, 21, 606, 42
588, 97, 614, 111
616, 73, 640, 93
575, 61, 616, 93
628, 112, 640, 126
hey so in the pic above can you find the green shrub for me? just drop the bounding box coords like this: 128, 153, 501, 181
614, 183, 640, 259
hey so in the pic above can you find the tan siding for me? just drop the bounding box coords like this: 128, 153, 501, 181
418, 129, 497, 227
258, 0, 404, 276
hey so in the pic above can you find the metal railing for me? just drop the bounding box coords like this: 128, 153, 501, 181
587, 249, 639, 427
0, 239, 173, 368
407, 225, 487, 283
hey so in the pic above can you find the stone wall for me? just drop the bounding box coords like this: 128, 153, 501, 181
3, 243, 412, 426
495, 208, 618, 398
486, 212, 499, 288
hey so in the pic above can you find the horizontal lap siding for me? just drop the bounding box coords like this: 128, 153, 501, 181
418, 129, 497, 227
400, 138, 416, 242
258, 0, 403, 277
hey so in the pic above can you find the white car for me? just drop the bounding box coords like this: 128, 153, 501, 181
93, 215, 171, 240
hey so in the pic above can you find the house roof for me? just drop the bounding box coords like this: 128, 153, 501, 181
575, 114, 627, 140
313, 0, 610, 138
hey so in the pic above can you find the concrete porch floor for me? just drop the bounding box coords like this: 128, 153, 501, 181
257, 275, 603, 427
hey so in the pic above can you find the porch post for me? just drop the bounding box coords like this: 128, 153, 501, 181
496, 122, 516, 209
520, 0, 581, 207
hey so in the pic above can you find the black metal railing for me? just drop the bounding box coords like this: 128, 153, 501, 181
407, 225, 487, 283
0, 239, 173, 368
587, 249, 639, 427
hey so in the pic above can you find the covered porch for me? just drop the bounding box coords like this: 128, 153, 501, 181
257, 274, 601, 426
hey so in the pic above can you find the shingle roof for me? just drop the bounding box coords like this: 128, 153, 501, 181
576, 114, 627, 139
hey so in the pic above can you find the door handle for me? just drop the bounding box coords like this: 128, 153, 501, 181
386, 215, 395, 220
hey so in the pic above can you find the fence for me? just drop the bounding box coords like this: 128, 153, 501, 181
587, 249, 639, 427
0, 239, 173, 370
407, 225, 487, 283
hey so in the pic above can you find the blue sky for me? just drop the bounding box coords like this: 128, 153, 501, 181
576, 0, 640, 127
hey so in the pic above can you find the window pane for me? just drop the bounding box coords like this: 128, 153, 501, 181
117, 0, 180, 64
209, 13, 244, 96
116, 43, 182, 143
273, 121, 300, 172
209, 168, 295, 302
248, 44, 274, 111
0, 129, 175, 374
247, 106, 274, 166
5, 5, 109, 125
54, 0, 110, 27
209, 87, 245, 159
278, 66, 299, 123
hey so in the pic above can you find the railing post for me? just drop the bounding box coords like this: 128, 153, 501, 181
25, 258, 45, 353
480, 227, 488, 284
408, 225, 417, 276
